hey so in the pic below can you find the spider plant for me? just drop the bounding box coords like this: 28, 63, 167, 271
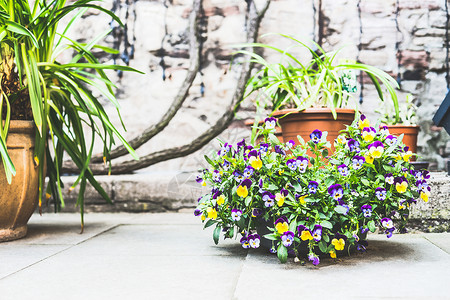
0, 0, 142, 228
236, 33, 400, 120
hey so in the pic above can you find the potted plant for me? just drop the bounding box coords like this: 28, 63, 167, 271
377, 93, 420, 162
236, 34, 400, 148
0, 0, 140, 241
194, 114, 430, 265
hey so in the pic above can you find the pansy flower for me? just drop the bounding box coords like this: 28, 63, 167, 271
361, 204, 372, 217
274, 145, 286, 156
233, 170, 244, 183
332, 233, 347, 251
237, 179, 252, 198
212, 170, 221, 182
262, 191, 275, 207
312, 225, 322, 242
248, 234, 261, 248
275, 189, 288, 207
310, 129, 322, 144
236, 139, 246, 150
298, 225, 313, 241
231, 209, 243, 221
286, 139, 295, 148
275, 217, 289, 234
328, 184, 344, 201
385, 135, 397, 146
336, 135, 347, 145
252, 208, 263, 217
338, 164, 349, 176
368, 141, 384, 158
379, 125, 389, 135
295, 193, 307, 205
216, 194, 225, 206
401, 147, 413, 162
308, 181, 319, 194
264, 117, 277, 130
243, 166, 254, 178
385, 227, 395, 238
259, 143, 269, 153
375, 187, 387, 201
356, 239, 368, 252
362, 127, 377, 142
196, 175, 206, 186
194, 209, 202, 216
347, 139, 360, 152
296, 156, 308, 173
222, 160, 231, 171
394, 177, 408, 193
206, 207, 217, 219
240, 236, 250, 249
385, 173, 394, 185
416, 180, 431, 202
358, 114, 370, 129
248, 150, 263, 170
381, 217, 394, 229
352, 155, 365, 170
308, 253, 320, 266
281, 231, 295, 247
219, 143, 232, 156
286, 159, 297, 171
329, 250, 337, 258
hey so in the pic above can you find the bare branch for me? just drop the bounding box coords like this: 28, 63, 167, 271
90, 0, 202, 163
63, 0, 271, 175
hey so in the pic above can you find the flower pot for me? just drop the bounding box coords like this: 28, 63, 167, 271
0, 121, 39, 242
386, 125, 419, 161
273, 108, 356, 151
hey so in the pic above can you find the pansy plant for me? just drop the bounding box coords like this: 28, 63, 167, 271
195, 114, 430, 264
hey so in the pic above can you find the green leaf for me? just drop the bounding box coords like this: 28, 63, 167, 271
213, 226, 221, 245
318, 240, 327, 253
263, 233, 278, 241
277, 244, 288, 263
368, 220, 376, 233
334, 205, 348, 215
245, 196, 252, 206
323, 234, 330, 243
6, 20, 39, 48
204, 219, 216, 229
361, 178, 370, 186
204, 155, 215, 166
320, 220, 333, 229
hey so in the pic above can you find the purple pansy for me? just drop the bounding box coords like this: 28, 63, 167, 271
212, 170, 221, 183
416, 180, 430, 193
385, 135, 398, 146
347, 139, 360, 152
352, 155, 365, 170
219, 143, 232, 156
248, 234, 261, 248
286, 159, 297, 171
328, 184, 344, 201
231, 209, 243, 221
194, 209, 202, 216
281, 231, 295, 247
385, 173, 394, 185
233, 171, 244, 183
252, 208, 263, 217
308, 253, 320, 266
240, 236, 250, 249
296, 156, 309, 173
362, 126, 377, 141
312, 225, 323, 242
361, 204, 372, 217
259, 143, 269, 153
356, 239, 369, 252
286, 140, 295, 148
264, 117, 277, 129
237, 139, 246, 150
262, 191, 275, 207
196, 175, 204, 184
308, 181, 319, 194
379, 125, 389, 135
338, 164, 349, 176
310, 129, 322, 144
222, 160, 231, 171
381, 217, 394, 229
243, 166, 254, 178
375, 187, 387, 201
274, 145, 286, 155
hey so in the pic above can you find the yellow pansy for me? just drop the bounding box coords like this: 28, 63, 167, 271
249, 156, 262, 170
300, 230, 313, 241
364, 153, 374, 164
201, 214, 206, 221
217, 194, 225, 205
420, 191, 430, 202
298, 195, 307, 205
402, 151, 413, 162
329, 250, 336, 258
275, 193, 285, 207
206, 207, 217, 219
237, 185, 248, 198
396, 181, 408, 193
275, 222, 289, 234
358, 117, 370, 129
332, 238, 345, 251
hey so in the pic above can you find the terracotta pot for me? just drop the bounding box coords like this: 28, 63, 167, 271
273, 108, 356, 151
386, 125, 420, 156
0, 121, 39, 242
244, 119, 283, 144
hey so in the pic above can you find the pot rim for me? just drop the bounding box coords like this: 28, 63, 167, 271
4, 120, 35, 133
272, 107, 356, 118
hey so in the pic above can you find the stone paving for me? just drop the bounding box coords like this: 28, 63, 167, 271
1, 212, 449, 300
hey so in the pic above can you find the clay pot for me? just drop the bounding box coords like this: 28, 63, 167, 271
386, 125, 420, 158
0, 121, 39, 242
273, 108, 356, 151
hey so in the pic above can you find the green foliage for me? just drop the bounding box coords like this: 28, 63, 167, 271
0, 0, 142, 225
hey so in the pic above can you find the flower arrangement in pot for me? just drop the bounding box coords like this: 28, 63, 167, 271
236, 34, 400, 147
0, 0, 141, 240
194, 114, 430, 265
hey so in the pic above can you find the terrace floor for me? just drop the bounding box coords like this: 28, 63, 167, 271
1, 212, 449, 300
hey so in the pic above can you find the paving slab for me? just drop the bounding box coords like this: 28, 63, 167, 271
0, 213, 449, 300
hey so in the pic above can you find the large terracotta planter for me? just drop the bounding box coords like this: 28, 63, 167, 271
386, 124, 420, 155
273, 108, 356, 151
0, 121, 39, 242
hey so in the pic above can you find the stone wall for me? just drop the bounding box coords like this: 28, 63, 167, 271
64, 0, 450, 174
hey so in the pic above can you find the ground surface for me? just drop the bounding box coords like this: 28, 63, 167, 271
1, 212, 449, 300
